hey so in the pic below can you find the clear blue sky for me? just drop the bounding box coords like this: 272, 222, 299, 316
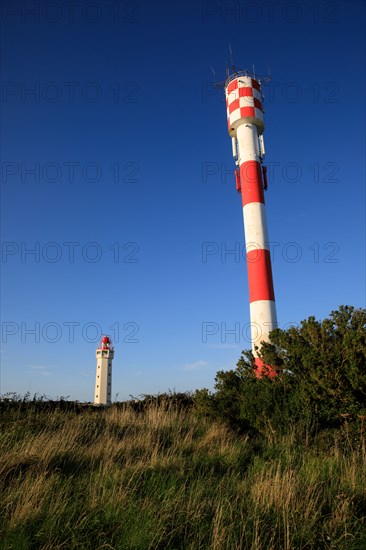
1, 0, 365, 401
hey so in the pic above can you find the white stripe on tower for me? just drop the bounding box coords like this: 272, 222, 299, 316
225, 74, 277, 375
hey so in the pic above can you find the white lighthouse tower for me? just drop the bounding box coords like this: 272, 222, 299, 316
94, 335, 114, 406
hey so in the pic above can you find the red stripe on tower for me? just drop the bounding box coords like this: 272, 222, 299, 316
251, 78, 261, 91
240, 160, 265, 205
253, 98, 263, 110
246, 249, 275, 302
229, 99, 240, 115
227, 80, 238, 93
240, 106, 256, 119
239, 87, 253, 98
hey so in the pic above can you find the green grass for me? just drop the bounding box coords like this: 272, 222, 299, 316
0, 400, 365, 549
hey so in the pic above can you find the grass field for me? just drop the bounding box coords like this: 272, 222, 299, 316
1, 398, 365, 549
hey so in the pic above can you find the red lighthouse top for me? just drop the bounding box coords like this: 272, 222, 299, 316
98, 335, 113, 350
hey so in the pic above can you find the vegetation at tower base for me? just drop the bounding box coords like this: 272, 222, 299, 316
194, 305, 366, 435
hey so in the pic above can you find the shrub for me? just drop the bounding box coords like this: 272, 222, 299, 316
194, 306, 366, 434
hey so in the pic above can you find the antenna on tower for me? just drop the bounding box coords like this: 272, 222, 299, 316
229, 43, 234, 68
259, 64, 272, 88
210, 65, 217, 89
228, 43, 238, 74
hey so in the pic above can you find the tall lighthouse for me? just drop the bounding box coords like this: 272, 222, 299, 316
225, 70, 277, 374
94, 335, 114, 406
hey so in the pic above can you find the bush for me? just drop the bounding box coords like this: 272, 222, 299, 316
194, 306, 366, 435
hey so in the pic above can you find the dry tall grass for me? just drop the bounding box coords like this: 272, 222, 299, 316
0, 401, 365, 549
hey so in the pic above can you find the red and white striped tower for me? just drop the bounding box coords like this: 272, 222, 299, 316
225, 71, 277, 375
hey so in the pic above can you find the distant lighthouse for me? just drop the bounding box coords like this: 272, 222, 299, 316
224, 70, 277, 375
94, 336, 114, 406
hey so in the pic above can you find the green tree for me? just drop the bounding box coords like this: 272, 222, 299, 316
195, 306, 366, 433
